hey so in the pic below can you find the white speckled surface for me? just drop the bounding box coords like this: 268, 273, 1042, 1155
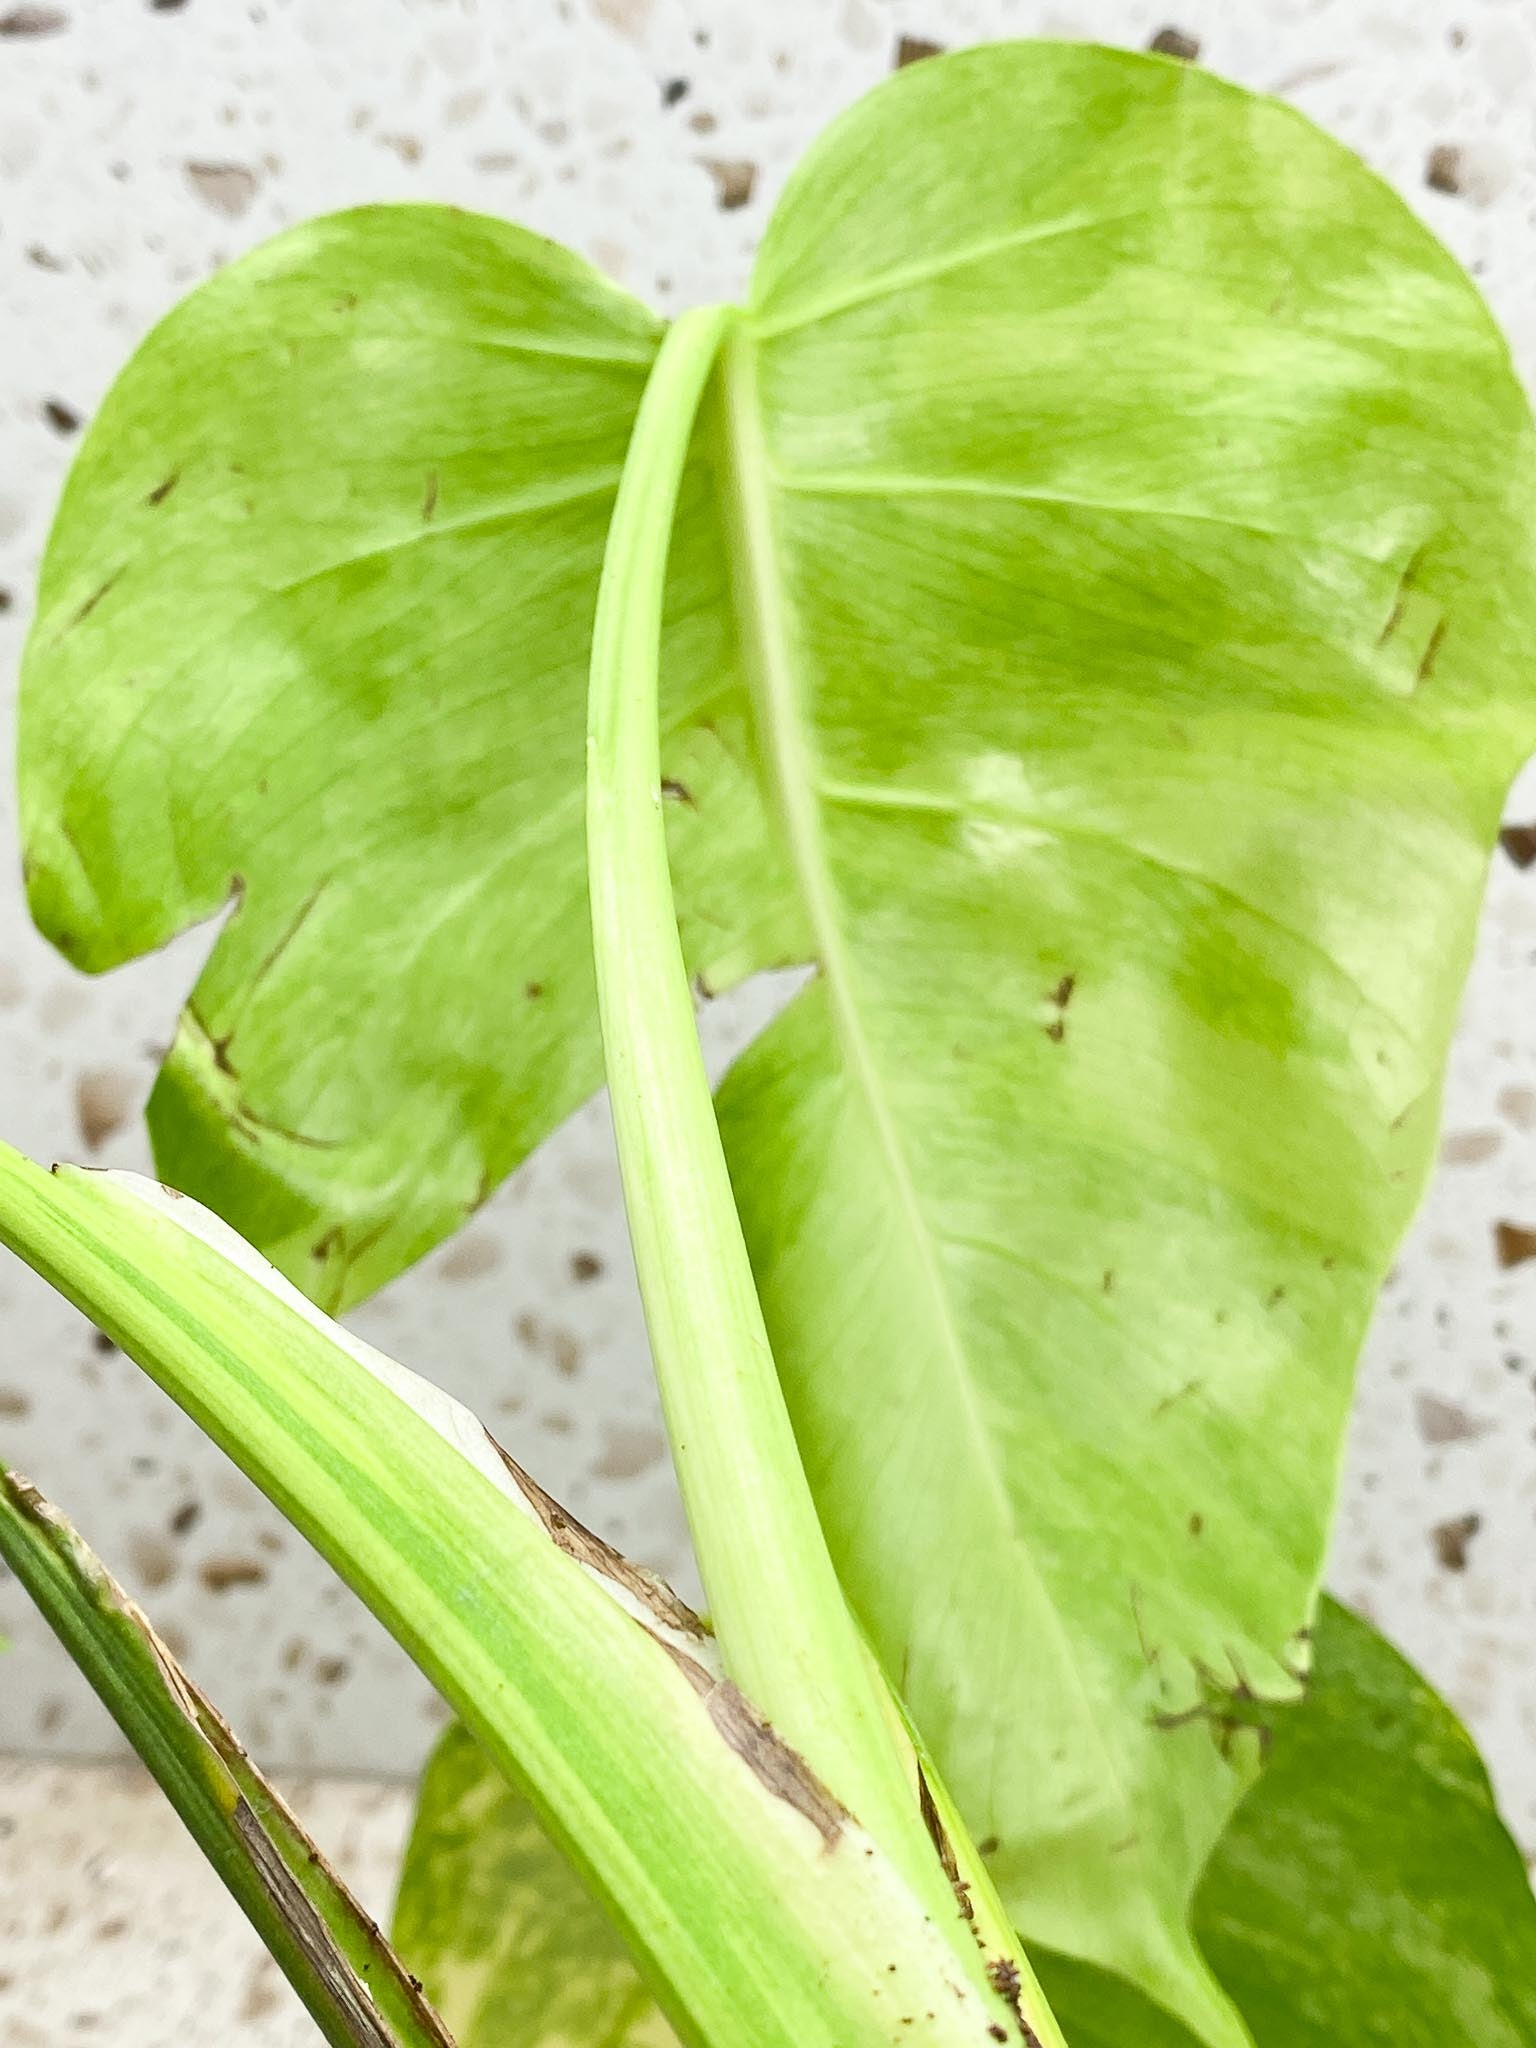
0, 3, 1533, 2011
0, 1759, 413, 2045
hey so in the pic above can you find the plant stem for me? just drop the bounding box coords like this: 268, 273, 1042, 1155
585, 303, 942, 1907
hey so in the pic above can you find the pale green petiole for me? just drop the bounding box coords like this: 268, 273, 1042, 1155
585, 303, 943, 1905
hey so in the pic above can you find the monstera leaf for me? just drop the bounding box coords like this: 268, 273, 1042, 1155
21, 42, 1536, 2042
1036, 1598, 1536, 2048
390, 1604, 1536, 2048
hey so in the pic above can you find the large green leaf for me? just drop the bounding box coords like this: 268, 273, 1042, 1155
1037, 1598, 1536, 2047
18, 203, 796, 1310
21, 40, 1536, 2039
394, 1723, 675, 2048
392, 1601, 1536, 2048
710, 46, 1536, 2035
0, 1148, 1024, 2048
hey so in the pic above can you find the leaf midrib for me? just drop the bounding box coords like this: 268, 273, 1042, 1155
717, 320, 1136, 1832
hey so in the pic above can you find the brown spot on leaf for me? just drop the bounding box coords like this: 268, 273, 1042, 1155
1431, 1512, 1481, 1571
1500, 824, 1536, 869
1417, 617, 1447, 681
1148, 25, 1200, 58
75, 1067, 135, 1151
488, 1438, 708, 1641
702, 157, 756, 210
421, 471, 439, 521
895, 33, 944, 66
660, 777, 695, 805
146, 471, 179, 507
1495, 1221, 1536, 1269
707, 1680, 846, 1843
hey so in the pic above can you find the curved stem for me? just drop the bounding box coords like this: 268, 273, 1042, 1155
584, 304, 944, 1909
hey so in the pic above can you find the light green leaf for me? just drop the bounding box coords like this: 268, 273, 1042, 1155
0, 1147, 1023, 2048
711, 44, 1536, 2036
21, 41, 1536, 2038
394, 1722, 675, 2048
1036, 1597, 1536, 2047
0, 1464, 458, 2048
395, 1600, 1536, 2048
19, 204, 797, 1311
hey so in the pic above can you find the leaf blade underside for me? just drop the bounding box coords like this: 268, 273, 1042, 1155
713, 40, 1536, 2038
19, 41, 1536, 2040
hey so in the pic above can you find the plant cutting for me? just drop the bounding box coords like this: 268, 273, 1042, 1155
2, 34, 1535, 2046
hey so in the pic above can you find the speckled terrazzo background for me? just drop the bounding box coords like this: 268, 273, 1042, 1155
0, 1, 1534, 2031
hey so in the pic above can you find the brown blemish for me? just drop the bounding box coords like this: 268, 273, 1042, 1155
706, 1681, 846, 1844
1440, 1127, 1502, 1166
1494, 1220, 1536, 1269
247, 876, 328, 996
0, 8, 70, 36
1499, 824, 1536, 869
1148, 25, 1200, 59
128, 1535, 177, 1590
1416, 1393, 1491, 1445
1426, 143, 1465, 195
1188, 1512, 1204, 1537
439, 1231, 502, 1282
185, 160, 259, 218
1153, 1377, 1201, 1417
917, 1769, 973, 1921
593, 1424, 666, 1481
65, 569, 122, 631
1417, 618, 1448, 681
524, 980, 544, 999
894, 33, 944, 65
421, 471, 439, 521
199, 1556, 269, 1593
489, 1438, 708, 1641
1431, 1512, 1481, 1571
74, 1068, 135, 1151
146, 471, 180, 507
660, 777, 695, 805
701, 157, 756, 210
